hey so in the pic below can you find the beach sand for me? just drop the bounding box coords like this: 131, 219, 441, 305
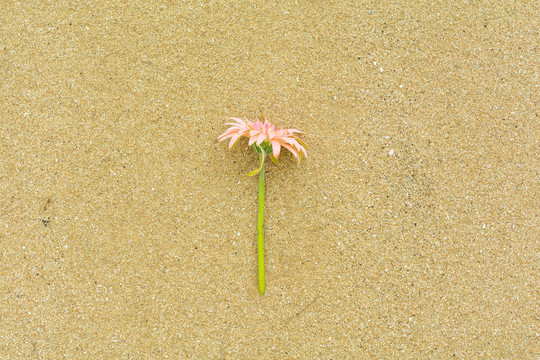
1, 1, 538, 358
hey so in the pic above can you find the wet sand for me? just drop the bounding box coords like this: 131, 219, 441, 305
1, 1, 538, 358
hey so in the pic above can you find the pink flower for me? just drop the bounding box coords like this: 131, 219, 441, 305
218, 117, 307, 163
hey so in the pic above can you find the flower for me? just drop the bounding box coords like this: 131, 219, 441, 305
218, 117, 307, 163
217, 117, 308, 294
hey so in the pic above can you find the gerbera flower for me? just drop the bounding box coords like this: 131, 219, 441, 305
218, 117, 307, 295
218, 117, 307, 165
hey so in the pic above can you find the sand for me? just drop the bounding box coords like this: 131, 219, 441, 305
1, 1, 538, 359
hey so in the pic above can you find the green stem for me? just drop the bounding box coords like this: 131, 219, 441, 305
258, 160, 265, 295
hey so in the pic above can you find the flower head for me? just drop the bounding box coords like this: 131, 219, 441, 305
218, 117, 307, 163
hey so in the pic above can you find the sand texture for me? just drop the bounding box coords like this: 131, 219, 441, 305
1, 1, 539, 359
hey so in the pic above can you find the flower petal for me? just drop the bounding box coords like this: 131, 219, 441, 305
256, 132, 267, 146
287, 138, 307, 155
271, 140, 281, 159
287, 128, 303, 134
217, 130, 235, 141
228, 133, 243, 148
248, 135, 258, 146
281, 143, 299, 158
228, 117, 246, 124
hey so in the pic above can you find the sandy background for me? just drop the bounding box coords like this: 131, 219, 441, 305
1, 1, 539, 359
